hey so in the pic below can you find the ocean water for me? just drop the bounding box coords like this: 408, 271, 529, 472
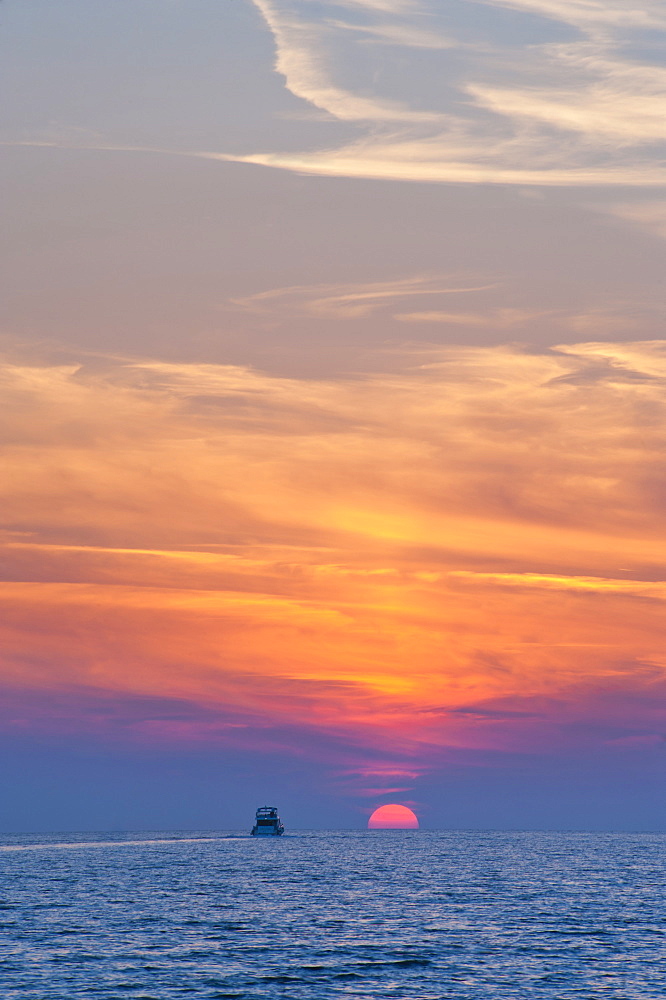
1, 830, 665, 999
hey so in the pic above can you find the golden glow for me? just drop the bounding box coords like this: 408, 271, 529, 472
1, 342, 665, 760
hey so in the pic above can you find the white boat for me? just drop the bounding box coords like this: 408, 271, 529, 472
251, 806, 285, 836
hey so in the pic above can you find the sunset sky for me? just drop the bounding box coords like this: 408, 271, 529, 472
1, 0, 665, 831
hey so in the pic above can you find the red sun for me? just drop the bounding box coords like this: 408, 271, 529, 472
368, 804, 419, 830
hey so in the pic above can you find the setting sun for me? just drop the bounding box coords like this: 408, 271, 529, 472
368, 805, 419, 830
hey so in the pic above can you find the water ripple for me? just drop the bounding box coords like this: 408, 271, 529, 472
1, 830, 665, 999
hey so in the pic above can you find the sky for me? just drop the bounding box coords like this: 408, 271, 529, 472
1, 0, 665, 832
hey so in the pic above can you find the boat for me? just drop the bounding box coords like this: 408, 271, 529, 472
251, 805, 285, 836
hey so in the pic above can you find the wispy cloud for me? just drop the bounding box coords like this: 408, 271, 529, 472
328, 18, 455, 50
476, 0, 666, 32
447, 570, 666, 600
7, 0, 666, 188
3, 1, 663, 190
395, 307, 542, 327
251, 0, 442, 121
2, 339, 666, 756
232, 0, 666, 185
231, 275, 498, 319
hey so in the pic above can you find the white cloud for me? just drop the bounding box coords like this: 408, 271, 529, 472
241, 0, 666, 185
215, 145, 666, 186
468, 48, 666, 143
251, 0, 443, 121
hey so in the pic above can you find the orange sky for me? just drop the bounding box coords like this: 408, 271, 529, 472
2, 341, 665, 783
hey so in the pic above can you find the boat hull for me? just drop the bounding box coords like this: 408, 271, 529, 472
251, 805, 285, 836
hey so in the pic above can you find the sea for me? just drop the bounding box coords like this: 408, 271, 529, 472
1, 829, 665, 999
